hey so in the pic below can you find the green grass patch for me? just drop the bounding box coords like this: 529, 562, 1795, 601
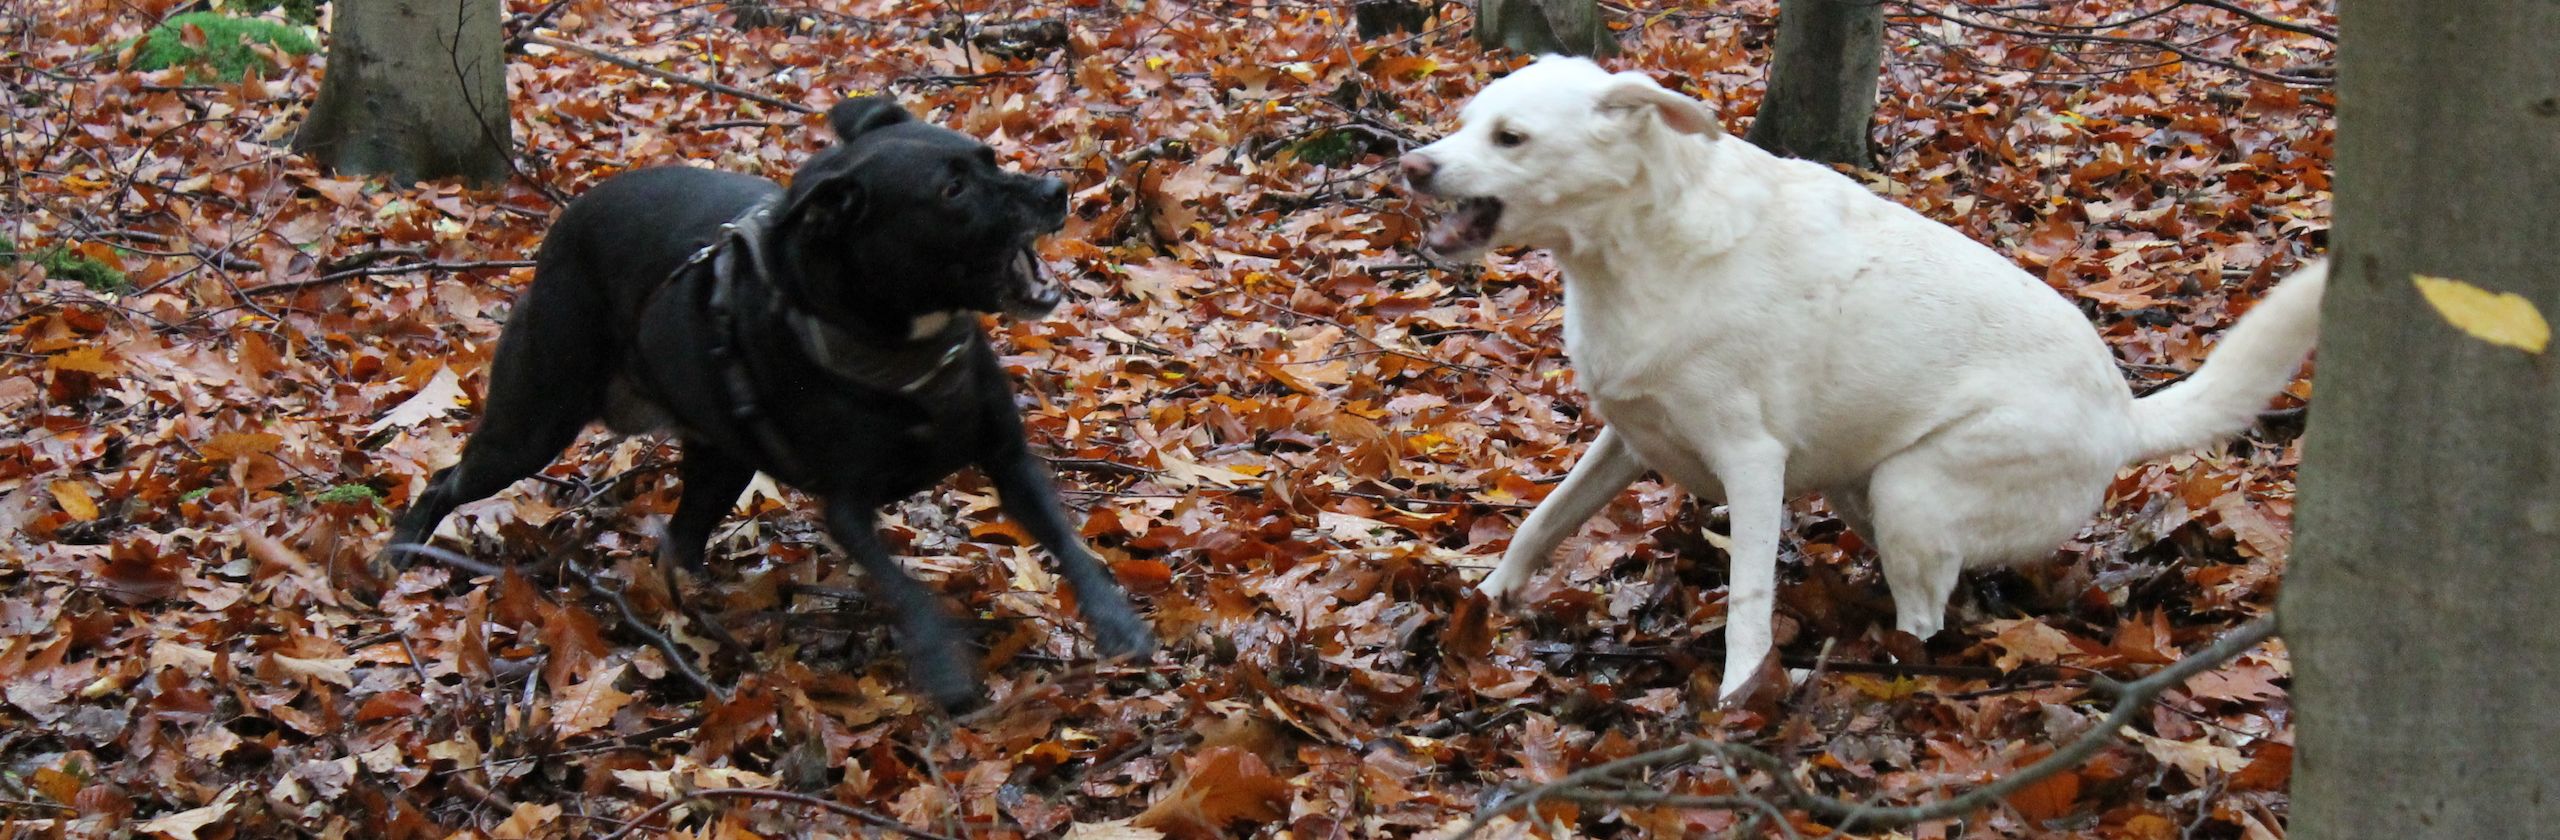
125, 11, 318, 81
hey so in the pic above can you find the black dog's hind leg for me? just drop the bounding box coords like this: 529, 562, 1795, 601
659, 447, 757, 573
823, 496, 983, 712
381, 287, 610, 574
984, 444, 1157, 660
656, 447, 757, 653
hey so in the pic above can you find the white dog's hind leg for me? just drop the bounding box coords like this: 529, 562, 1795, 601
1878, 541, 1963, 639
1481, 427, 1645, 601
1868, 459, 1979, 640
1708, 440, 1789, 704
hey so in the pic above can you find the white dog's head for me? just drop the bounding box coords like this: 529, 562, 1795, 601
1401, 57, 1722, 257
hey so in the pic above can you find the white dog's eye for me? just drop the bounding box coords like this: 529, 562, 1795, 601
1494, 128, 1527, 148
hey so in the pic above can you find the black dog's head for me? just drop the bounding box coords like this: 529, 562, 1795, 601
775, 96, 1070, 325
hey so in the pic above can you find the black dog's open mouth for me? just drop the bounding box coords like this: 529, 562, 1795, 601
996, 245, 1061, 319
1424, 196, 1504, 255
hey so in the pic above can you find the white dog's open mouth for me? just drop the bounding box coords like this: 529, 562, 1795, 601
1424, 196, 1504, 255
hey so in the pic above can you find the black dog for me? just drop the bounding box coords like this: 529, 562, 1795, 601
383, 97, 1155, 711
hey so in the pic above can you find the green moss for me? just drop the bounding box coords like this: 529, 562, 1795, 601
2, 237, 130, 293
1287, 129, 1363, 167
311, 483, 381, 506
125, 12, 318, 82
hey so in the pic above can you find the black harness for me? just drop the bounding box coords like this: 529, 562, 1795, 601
660, 199, 978, 481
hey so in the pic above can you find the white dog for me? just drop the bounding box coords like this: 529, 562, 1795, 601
1402, 57, 2325, 703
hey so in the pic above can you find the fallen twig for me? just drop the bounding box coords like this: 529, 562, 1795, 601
523, 34, 815, 114
567, 556, 730, 702
598, 787, 957, 840
245, 259, 537, 295
1460, 616, 2282, 835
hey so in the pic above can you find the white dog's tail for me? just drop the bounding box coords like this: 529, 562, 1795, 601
2125, 259, 2329, 462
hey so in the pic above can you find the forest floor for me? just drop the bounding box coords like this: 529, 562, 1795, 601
2, 0, 2331, 836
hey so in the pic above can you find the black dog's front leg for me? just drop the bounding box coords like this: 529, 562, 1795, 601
984, 446, 1157, 660
822, 497, 982, 712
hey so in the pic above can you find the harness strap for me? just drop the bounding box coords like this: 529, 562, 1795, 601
678, 196, 980, 482
698, 200, 812, 482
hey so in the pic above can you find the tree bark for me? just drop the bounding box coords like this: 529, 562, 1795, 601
2285, 0, 2560, 834
1745, 0, 1882, 166
1475, 0, 1617, 57
293, 0, 511, 185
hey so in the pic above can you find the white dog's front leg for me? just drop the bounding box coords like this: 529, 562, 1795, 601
1710, 440, 1788, 705
1481, 427, 1645, 602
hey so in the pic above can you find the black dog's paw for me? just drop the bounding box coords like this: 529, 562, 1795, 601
362, 547, 405, 588
1092, 610, 1158, 661
915, 662, 987, 714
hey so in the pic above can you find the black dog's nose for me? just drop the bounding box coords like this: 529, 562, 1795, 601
1400, 153, 1437, 190
1038, 178, 1068, 211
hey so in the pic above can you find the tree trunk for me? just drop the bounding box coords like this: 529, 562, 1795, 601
293, 0, 511, 185
1475, 0, 1616, 57
2284, 0, 2560, 834
1745, 0, 1882, 166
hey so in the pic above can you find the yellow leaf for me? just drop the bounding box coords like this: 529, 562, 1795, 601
50, 480, 99, 521
2413, 274, 2549, 353
47, 346, 119, 375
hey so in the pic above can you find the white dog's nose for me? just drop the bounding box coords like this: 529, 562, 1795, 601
1400, 153, 1438, 190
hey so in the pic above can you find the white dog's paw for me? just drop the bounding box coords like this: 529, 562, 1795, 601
1475, 561, 1533, 604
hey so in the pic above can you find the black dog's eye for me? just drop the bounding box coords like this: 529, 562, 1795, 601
943, 178, 967, 199
1494, 128, 1527, 148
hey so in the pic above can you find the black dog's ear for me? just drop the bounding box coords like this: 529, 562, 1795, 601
784, 175, 865, 231
828, 96, 912, 142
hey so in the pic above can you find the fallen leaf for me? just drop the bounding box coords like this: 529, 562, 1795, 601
2127, 730, 2246, 783
492, 802, 562, 840
49, 480, 98, 521
553, 663, 633, 737
1133, 746, 1290, 839
47, 346, 118, 375
2002, 765, 2081, 823
200, 431, 282, 462
1064, 819, 1169, 840
2230, 742, 2293, 790
365, 366, 469, 434
272, 653, 355, 688
1984, 618, 2083, 670
134, 782, 240, 840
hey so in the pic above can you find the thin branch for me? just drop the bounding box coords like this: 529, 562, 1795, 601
1459, 617, 2282, 836
567, 556, 730, 702
523, 34, 816, 114
244, 259, 537, 295
597, 788, 957, 840
1890, 3, 2330, 87
2179, 0, 2334, 41
1812, 616, 2279, 829
387, 541, 508, 578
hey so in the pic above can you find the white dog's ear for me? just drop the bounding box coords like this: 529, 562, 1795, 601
1598, 73, 1721, 136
